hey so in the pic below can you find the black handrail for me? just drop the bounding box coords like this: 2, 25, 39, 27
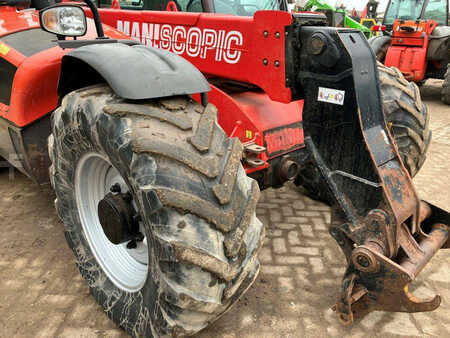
83, 0, 105, 38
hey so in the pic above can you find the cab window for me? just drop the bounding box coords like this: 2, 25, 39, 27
335, 12, 345, 27
182, 0, 282, 15
177, 0, 200, 11
423, 0, 448, 25
0, 58, 16, 106
212, 0, 281, 16
119, 0, 145, 9
384, 0, 425, 25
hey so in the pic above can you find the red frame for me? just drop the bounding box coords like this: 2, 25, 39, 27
384, 19, 438, 82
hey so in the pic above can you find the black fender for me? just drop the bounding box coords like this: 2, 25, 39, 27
58, 43, 210, 100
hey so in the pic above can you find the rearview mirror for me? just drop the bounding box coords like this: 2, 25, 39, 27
39, 5, 87, 37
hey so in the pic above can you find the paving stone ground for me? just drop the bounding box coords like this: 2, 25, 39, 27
0, 82, 449, 337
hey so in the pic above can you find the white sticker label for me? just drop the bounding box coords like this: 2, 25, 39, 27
317, 87, 345, 105
381, 129, 390, 144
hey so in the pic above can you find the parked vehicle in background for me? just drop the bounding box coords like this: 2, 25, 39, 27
300, 0, 375, 37
369, 0, 450, 103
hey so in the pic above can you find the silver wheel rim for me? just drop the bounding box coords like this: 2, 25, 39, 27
75, 152, 148, 292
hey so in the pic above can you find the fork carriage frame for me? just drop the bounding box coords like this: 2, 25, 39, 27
288, 19, 449, 324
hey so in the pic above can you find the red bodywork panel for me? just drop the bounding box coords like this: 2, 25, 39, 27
90, 8, 305, 166
0, 7, 128, 127
202, 86, 304, 172
0, 7, 40, 35
5, 48, 65, 127
385, 20, 438, 82
1, 6, 304, 173
91, 9, 294, 103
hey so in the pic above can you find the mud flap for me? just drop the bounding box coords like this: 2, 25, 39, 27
288, 25, 449, 324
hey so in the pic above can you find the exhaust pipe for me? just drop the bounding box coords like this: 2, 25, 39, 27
279, 157, 300, 181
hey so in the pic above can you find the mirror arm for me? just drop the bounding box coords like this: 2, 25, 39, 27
83, 0, 105, 38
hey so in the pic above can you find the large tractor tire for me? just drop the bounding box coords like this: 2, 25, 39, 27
295, 64, 431, 204
442, 64, 450, 104
368, 35, 391, 62
48, 84, 264, 337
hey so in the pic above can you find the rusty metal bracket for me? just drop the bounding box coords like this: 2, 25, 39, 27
333, 32, 450, 324
336, 220, 447, 325
298, 29, 450, 325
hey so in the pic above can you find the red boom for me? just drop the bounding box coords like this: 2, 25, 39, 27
93, 9, 294, 103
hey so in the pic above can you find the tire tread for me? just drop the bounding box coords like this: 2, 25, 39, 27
49, 84, 263, 337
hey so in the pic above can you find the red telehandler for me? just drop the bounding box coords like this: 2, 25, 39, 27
0, 0, 449, 336
369, 0, 450, 104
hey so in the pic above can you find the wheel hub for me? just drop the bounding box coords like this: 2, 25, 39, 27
98, 186, 141, 245
75, 153, 148, 292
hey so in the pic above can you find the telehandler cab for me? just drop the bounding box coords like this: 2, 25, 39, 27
0, 0, 449, 336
